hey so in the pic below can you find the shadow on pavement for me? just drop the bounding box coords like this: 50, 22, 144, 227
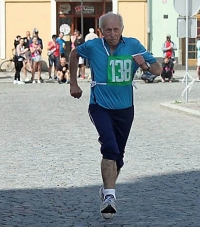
0, 171, 199, 227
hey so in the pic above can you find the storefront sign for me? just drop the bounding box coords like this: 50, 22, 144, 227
58, 3, 71, 15
60, 24, 71, 35
75, 5, 94, 14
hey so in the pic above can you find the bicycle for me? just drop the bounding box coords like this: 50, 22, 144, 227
0, 49, 32, 73
0, 56, 15, 72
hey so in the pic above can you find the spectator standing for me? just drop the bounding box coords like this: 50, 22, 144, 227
196, 35, 200, 81
14, 38, 28, 85
47, 34, 60, 80
162, 34, 177, 63
69, 12, 162, 219
56, 32, 66, 58
85, 28, 98, 80
30, 36, 42, 83
74, 30, 85, 79
70, 30, 77, 50
30, 29, 43, 50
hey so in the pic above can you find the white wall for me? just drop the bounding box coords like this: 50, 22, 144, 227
151, 0, 179, 58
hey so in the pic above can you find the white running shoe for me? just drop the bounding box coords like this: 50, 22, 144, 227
32, 80, 36, 84
99, 187, 116, 219
24, 77, 30, 82
17, 81, 25, 85
13, 80, 18, 84
37, 80, 41, 84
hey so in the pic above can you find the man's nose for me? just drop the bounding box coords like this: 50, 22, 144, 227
110, 30, 116, 37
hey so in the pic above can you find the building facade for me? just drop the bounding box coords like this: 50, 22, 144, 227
150, 0, 200, 66
0, 0, 148, 65
1, 0, 200, 67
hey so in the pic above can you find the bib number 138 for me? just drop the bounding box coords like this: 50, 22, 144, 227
107, 56, 133, 85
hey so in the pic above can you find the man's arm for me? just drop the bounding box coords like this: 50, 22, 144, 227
134, 55, 162, 76
69, 48, 83, 99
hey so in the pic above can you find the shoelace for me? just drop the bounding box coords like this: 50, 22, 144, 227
104, 194, 115, 202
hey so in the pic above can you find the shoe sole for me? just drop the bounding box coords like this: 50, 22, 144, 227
99, 187, 115, 219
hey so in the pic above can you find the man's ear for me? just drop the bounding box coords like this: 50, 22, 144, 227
122, 26, 124, 33
99, 28, 103, 37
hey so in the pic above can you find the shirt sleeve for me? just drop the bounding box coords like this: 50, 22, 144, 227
134, 39, 157, 64
76, 41, 91, 60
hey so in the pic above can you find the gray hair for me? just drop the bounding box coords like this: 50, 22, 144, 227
99, 12, 124, 31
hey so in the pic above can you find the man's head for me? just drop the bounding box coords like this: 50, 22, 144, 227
89, 28, 94, 33
60, 57, 66, 65
52, 34, 57, 41
164, 57, 170, 63
32, 36, 38, 44
34, 29, 39, 37
26, 31, 30, 37
74, 30, 80, 38
99, 12, 124, 48
16, 35, 21, 41
59, 32, 64, 39
166, 34, 171, 41
19, 38, 24, 45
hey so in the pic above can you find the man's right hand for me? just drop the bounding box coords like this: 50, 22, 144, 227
70, 84, 83, 99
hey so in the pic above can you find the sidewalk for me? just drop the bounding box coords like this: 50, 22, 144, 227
0, 69, 197, 83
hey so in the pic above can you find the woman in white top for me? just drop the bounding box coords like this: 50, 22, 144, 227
14, 38, 28, 84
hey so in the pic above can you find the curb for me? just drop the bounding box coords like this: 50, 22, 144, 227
160, 102, 200, 119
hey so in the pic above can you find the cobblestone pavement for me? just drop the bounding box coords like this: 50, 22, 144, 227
0, 74, 200, 227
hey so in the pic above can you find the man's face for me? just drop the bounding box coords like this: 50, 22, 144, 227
74, 31, 78, 37
26, 31, 30, 37
59, 33, 64, 39
166, 36, 171, 41
20, 39, 24, 45
60, 57, 66, 65
101, 15, 123, 47
35, 32, 39, 37
164, 58, 169, 63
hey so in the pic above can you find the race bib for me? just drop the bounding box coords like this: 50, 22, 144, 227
107, 55, 133, 85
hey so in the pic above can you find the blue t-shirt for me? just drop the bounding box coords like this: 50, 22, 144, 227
76, 37, 157, 109
56, 38, 65, 54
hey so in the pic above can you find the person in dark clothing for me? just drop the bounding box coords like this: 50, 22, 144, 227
161, 57, 173, 82
74, 30, 85, 79
57, 57, 70, 84
14, 38, 28, 84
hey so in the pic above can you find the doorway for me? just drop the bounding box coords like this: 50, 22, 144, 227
76, 17, 95, 38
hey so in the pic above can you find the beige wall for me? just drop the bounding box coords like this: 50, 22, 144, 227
118, 0, 147, 47
5, 0, 51, 65
2, 0, 148, 66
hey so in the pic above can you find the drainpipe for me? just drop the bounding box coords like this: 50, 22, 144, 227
147, 0, 152, 52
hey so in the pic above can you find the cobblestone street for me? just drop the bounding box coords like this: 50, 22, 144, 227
0, 76, 200, 227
